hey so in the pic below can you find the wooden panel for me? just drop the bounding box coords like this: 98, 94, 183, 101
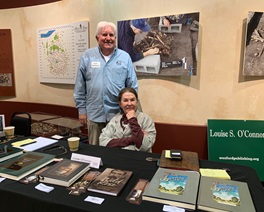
153, 122, 208, 159
0, 0, 61, 9
0, 101, 208, 159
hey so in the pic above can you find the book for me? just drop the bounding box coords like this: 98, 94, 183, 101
88, 168, 133, 196
0, 144, 23, 163
159, 150, 199, 172
39, 159, 90, 187
197, 176, 256, 212
199, 168, 231, 180
0, 151, 55, 181
142, 167, 200, 210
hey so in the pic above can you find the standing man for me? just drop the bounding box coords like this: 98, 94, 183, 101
74, 21, 138, 145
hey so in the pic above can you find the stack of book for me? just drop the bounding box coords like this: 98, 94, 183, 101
0, 144, 23, 163
39, 158, 90, 187
142, 167, 200, 210
0, 151, 55, 181
88, 168, 133, 196
142, 167, 256, 211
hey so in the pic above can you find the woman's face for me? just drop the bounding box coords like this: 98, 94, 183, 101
119, 92, 138, 114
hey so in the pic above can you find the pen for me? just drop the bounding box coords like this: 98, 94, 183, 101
20, 141, 37, 147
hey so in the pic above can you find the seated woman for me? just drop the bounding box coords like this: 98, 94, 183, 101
99, 87, 156, 152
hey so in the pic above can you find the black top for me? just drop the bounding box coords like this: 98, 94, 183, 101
0, 140, 263, 212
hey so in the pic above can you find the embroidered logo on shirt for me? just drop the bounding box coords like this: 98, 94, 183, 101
116, 61, 121, 65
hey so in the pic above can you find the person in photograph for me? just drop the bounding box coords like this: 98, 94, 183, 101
161, 14, 186, 26
118, 18, 159, 62
74, 21, 138, 145
99, 87, 156, 152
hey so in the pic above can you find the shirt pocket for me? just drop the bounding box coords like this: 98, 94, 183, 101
111, 66, 127, 86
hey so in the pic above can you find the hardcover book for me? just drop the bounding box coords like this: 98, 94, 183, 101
159, 150, 199, 172
197, 176, 256, 212
142, 167, 200, 210
0, 151, 55, 181
39, 159, 90, 187
0, 144, 23, 163
88, 168, 133, 196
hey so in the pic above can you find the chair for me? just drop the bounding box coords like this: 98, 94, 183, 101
10, 112, 32, 136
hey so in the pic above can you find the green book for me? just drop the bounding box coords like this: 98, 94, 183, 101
142, 167, 200, 210
0, 144, 23, 163
197, 176, 256, 212
0, 151, 55, 181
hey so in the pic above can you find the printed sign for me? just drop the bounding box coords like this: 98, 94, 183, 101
208, 119, 264, 181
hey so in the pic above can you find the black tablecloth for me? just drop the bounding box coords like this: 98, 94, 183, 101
0, 140, 263, 212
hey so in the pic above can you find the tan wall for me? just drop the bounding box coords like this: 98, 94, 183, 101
1, 0, 264, 125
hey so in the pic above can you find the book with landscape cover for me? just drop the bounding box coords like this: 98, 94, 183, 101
159, 150, 199, 172
0, 151, 55, 181
39, 159, 90, 187
197, 176, 256, 212
0, 144, 23, 163
88, 168, 133, 196
142, 167, 200, 210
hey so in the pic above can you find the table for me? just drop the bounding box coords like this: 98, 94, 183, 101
0, 140, 264, 212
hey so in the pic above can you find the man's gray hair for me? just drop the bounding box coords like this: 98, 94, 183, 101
96, 21, 117, 36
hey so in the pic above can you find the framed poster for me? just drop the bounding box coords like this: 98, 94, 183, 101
118, 12, 199, 76
37, 20, 89, 84
243, 11, 264, 76
0, 29, 15, 96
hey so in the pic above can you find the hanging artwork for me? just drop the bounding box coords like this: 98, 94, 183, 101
0, 29, 15, 97
117, 12, 199, 76
243, 11, 264, 76
37, 20, 89, 84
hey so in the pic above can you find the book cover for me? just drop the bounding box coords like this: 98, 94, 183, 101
88, 168, 133, 196
159, 150, 199, 172
0, 144, 23, 163
142, 167, 200, 210
39, 159, 90, 187
0, 151, 55, 181
197, 176, 256, 212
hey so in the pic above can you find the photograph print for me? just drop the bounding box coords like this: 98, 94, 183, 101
117, 12, 200, 77
243, 11, 264, 76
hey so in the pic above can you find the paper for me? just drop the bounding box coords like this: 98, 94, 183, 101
71, 153, 103, 169
199, 168, 231, 180
12, 138, 36, 147
0, 177, 6, 183
13, 137, 58, 151
51, 135, 64, 139
85, 196, 104, 204
163, 205, 185, 212
35, 183, 54, 193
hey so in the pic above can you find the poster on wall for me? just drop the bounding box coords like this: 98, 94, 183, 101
207, 119, 264, 181
0, 29, 16, 97
117, 12, 199, 76
243, 11, 264, 76
37, 20, 89, 84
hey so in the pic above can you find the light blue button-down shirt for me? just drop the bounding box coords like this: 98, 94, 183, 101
74, 47, 138, 122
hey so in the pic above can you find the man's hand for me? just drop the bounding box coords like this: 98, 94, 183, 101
79, 114, 87, 125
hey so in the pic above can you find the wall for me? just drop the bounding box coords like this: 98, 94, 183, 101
1, 1, 264, 131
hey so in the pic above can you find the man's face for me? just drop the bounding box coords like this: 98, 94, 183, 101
96, 26, 116, 55
109, 170, 126, 178
119, 92, 138, 114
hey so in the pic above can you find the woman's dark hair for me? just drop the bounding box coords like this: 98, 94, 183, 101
118, 87, 138, 102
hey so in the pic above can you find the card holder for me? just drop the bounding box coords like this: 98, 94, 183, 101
170, 150, 182, 160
